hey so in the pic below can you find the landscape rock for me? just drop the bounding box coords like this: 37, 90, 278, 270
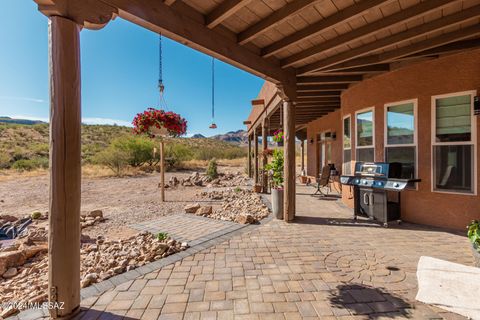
2, 267, 18, 279
0, 215, 18, 223
88, 210, 103, 219
184, 203, 201, 213
196, 206, 213, 216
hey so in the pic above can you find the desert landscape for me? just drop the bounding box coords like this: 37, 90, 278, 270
0, 121, 270, 317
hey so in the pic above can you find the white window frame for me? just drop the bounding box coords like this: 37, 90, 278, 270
355, 107, 375, 162
384, 99, 418, 189
431, 90, 477, 195
342, 114, 352, 174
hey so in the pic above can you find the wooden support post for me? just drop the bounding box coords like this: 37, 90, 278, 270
253, 130, 259, 184
48, 16, 81, 318
301, 139, 305, 173
160, 140, 165, 202
262, 119, 268, 193
283, 99, 296, 222
247, 135, 252, 178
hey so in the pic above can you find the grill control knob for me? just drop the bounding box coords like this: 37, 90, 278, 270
394, 183, 400, 188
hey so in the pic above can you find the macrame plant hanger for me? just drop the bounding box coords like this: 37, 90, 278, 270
209, 57, 217, 129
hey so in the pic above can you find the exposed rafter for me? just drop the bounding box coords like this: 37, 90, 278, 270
399, 38, 480, 60
280, 0, 456, 68
297, 91, 341, 98
237, 0, 319, 45
317, 64, 390, 75
297, 84, 349, 92
261, 0, 392, 58
164, 0, 176, 5
206, 0, 251, 29
100, 0, 292, 84
297, 75, 362, 84
324, 25, 480, 72
298, 5, 480, 75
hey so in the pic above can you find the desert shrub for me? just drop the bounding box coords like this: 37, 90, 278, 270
112, 135, 154, 167
206, 158, 218, 179
12, 157, 49, 171
31, 143, 49, 157
0, 153, 12, 169
12, 147, 30, 162
94, 146, 129, 176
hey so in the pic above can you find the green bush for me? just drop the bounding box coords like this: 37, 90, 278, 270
468, 220, 480, 251
12, 158, 49, 171
0, 153, 11, 169
206, 158, 218, 179
265, 149, 284, 188
94, 146, 130, 176
112, 136, 154, 167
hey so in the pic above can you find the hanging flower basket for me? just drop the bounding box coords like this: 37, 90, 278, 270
273, 129, 284, 146
132, 108, 187, 138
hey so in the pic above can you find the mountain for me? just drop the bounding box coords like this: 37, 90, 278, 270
211, 130, 248, 145
191, 133, 206, 138
0, 117, 45, 125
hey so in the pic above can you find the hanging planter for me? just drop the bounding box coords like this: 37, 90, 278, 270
273, 129, 284, 147
132, 108, 187, 138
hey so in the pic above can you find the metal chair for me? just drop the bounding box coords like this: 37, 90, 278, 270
313, 165, 331, 196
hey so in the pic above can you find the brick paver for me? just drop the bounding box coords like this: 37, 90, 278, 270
15, 185, 475, 319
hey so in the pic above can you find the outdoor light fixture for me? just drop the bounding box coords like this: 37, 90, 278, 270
309, 138, 314, 144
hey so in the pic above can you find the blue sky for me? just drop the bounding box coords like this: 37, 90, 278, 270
0, 1, 264, 136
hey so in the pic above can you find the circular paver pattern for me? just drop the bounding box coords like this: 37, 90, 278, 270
325, 250, 407, 285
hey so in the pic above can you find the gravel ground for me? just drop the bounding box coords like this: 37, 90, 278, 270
0, 166, 248, 240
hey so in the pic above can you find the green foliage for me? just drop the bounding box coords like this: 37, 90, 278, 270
206, 158, 218, 179
94, 144, 130, 176
468, 220, 480, 252
31, 211, 42, 219
12, 158, 49, 171
265, 149, 284, 188
111, 135, 154, 167
0, 153, 11, 169
157, 232, 168, 241
234, 187, 242, 193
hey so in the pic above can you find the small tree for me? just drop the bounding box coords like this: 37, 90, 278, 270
265, 149, 284, 188
206, 158, 218, 179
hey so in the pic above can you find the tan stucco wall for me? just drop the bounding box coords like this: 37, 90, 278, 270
307, 49, 480, 230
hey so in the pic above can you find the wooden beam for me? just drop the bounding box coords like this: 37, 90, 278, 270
247, 135, 252, 177
261, 0, 392, 58
164, 0, 176, 5
400, 38, 480, 59
262, 119, 268, 193
297, 83, 349, 92
316, 64, 390, 75
283, 99, 296, 221
251, 99, 265, 106
326, 24, 480, 72
280, 0, 456, 67
295, 97, 340, 103
101, 0, 292, 84
48, 16, 82, 318
297, 75, 362, 84
298, 5, 480, 75
297, 91, 341, 98
243, 120, 252, 125
238, 0, 319, 45
253, 130, 259, 184
206, 0, 251, 29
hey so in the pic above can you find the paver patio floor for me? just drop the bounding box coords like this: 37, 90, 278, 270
24, 185, 474, 320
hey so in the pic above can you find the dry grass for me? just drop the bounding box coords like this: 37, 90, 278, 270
0, 168, 48, 182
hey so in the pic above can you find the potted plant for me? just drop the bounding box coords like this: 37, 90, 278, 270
132, 108, 187, 137
467, 220, 480, 267
265, 149, 284, 219
299, 169, 308, 184
273, 129, 284, 147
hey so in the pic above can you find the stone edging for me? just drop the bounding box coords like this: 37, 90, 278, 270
8, 196, 274, 320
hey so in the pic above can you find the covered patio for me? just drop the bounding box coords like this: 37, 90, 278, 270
31, 0, 479, 318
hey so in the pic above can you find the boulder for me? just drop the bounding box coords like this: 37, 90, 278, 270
2, 267, 18, 279
184, 203, 200, 213
0, 214, 18, 223
234, 214, 256, 224
196, 206, 213, 216
88, 210, 103, 219
0, 251, 26, 276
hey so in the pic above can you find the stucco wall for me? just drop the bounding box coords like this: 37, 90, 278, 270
335, 49, 480, 230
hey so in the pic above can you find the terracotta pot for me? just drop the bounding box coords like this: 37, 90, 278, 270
299, 176, 308, 184
471, 243, 480, 267
253, 185, 262, 193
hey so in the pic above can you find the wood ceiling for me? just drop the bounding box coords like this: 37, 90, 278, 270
97, 0, 480, 126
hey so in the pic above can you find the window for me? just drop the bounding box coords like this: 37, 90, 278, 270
385, 101, 417, 185
432, 92, 476, 194
343, 116, 352, 175
356, 108, 374, 162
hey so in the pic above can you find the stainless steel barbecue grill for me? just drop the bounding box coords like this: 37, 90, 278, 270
340, 162, 420, 226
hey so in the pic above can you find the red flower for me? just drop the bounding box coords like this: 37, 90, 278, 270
132, 108, 187, 137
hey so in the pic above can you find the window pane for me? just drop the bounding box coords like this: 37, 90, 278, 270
436, 95, 471, 142
434, 145, 473, 193
356, 148, 374, 162
386, 146, 416, 181
343, 117, 351, 149
387, 103, 414, 145
357, 111, 373, 146
343, 149, 352, 175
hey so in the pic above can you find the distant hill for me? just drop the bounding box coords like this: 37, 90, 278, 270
211, 130, 248, 145
191, 133, 206, 139
0, 117, 45, 125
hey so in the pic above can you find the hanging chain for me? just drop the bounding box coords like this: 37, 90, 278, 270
211, 57, 215, 121
158, 34, 164, 94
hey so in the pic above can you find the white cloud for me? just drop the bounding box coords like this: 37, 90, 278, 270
0, 96, 45, 103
